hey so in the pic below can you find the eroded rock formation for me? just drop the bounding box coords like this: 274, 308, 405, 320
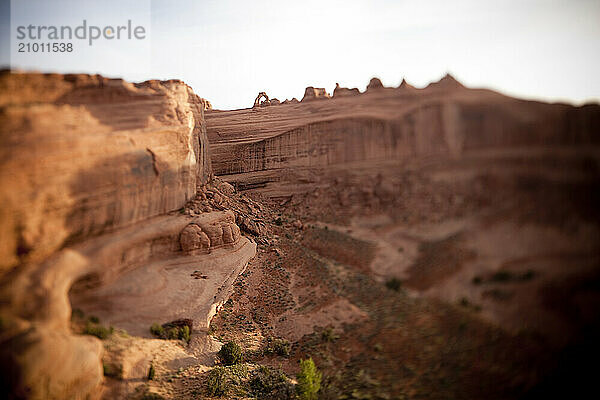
180, 210, 241, 253
0, 72, 255, 399
333, 82, 360, 97
397, 78, 416, 90
366, 77, 384, 91
427, 73, 464, 90
201, 97, 212, 111
301, 86, 330, 101
253, 91, 270, 107
0, 72, 212, 271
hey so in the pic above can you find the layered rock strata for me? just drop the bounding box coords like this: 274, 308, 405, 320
207, 75, 600, 177
0, 72, 254, 400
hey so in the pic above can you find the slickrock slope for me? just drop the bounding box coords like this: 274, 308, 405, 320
0, 72, 255, 399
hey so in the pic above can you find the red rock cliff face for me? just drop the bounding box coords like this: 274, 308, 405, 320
0, 72, 212, 271
0, 72, 215, 399
208, 87, 600, 177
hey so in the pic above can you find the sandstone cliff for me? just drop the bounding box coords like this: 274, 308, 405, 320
0, 72, 212, 271
0, 72, 255, 399
207, 76, 600, 178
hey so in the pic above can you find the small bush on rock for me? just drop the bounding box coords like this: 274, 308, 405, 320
264, 337, 290, 357
218, 341, 243, 365
206, 367, 230, 396
250, 366, 295, 399
150, 323, 164, 337
103, 362, 123, 379
206, 364, 248, 397
167, 327, 179, 340
148, 363, 156, 380
150, 319, 192, 343
83, 322, 112, 340
181, 325, 191, 343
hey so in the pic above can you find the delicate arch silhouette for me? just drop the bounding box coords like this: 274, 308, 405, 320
253, 92, 270, 107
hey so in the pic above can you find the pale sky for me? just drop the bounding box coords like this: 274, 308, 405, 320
2, 0, 599, 109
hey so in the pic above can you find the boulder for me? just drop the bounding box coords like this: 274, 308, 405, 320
180, 224, 211, 251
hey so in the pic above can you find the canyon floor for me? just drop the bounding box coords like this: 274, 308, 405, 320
90, 149, 599, 399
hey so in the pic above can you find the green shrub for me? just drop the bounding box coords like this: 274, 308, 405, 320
321, 327, 339, 343
103, 362, 123, 379
296, 358, 321, 400
217, 341, 243, 365
205, 364, 249, 397
167, 327, 179, 340
148, 363, 156, 380
88, 315, 100, 323
150, 323, 164, 337
250, 366, 295, 399
180, 325, 190, 343
150, 321, 191, 343
385, 277, 402, 291
472, 276, 482, 285
206, 366, 231, 396
83, 322, 111, 339
264, 337, 290, 357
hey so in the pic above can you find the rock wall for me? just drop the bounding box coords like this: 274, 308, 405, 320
211, 100, 600, 176
0, 72, 212, 272
0, 72, 221, 399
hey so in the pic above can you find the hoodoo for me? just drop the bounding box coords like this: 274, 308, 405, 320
301, 86, 330, 101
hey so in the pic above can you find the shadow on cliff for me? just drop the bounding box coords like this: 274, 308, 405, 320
64, 150, 191, 246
